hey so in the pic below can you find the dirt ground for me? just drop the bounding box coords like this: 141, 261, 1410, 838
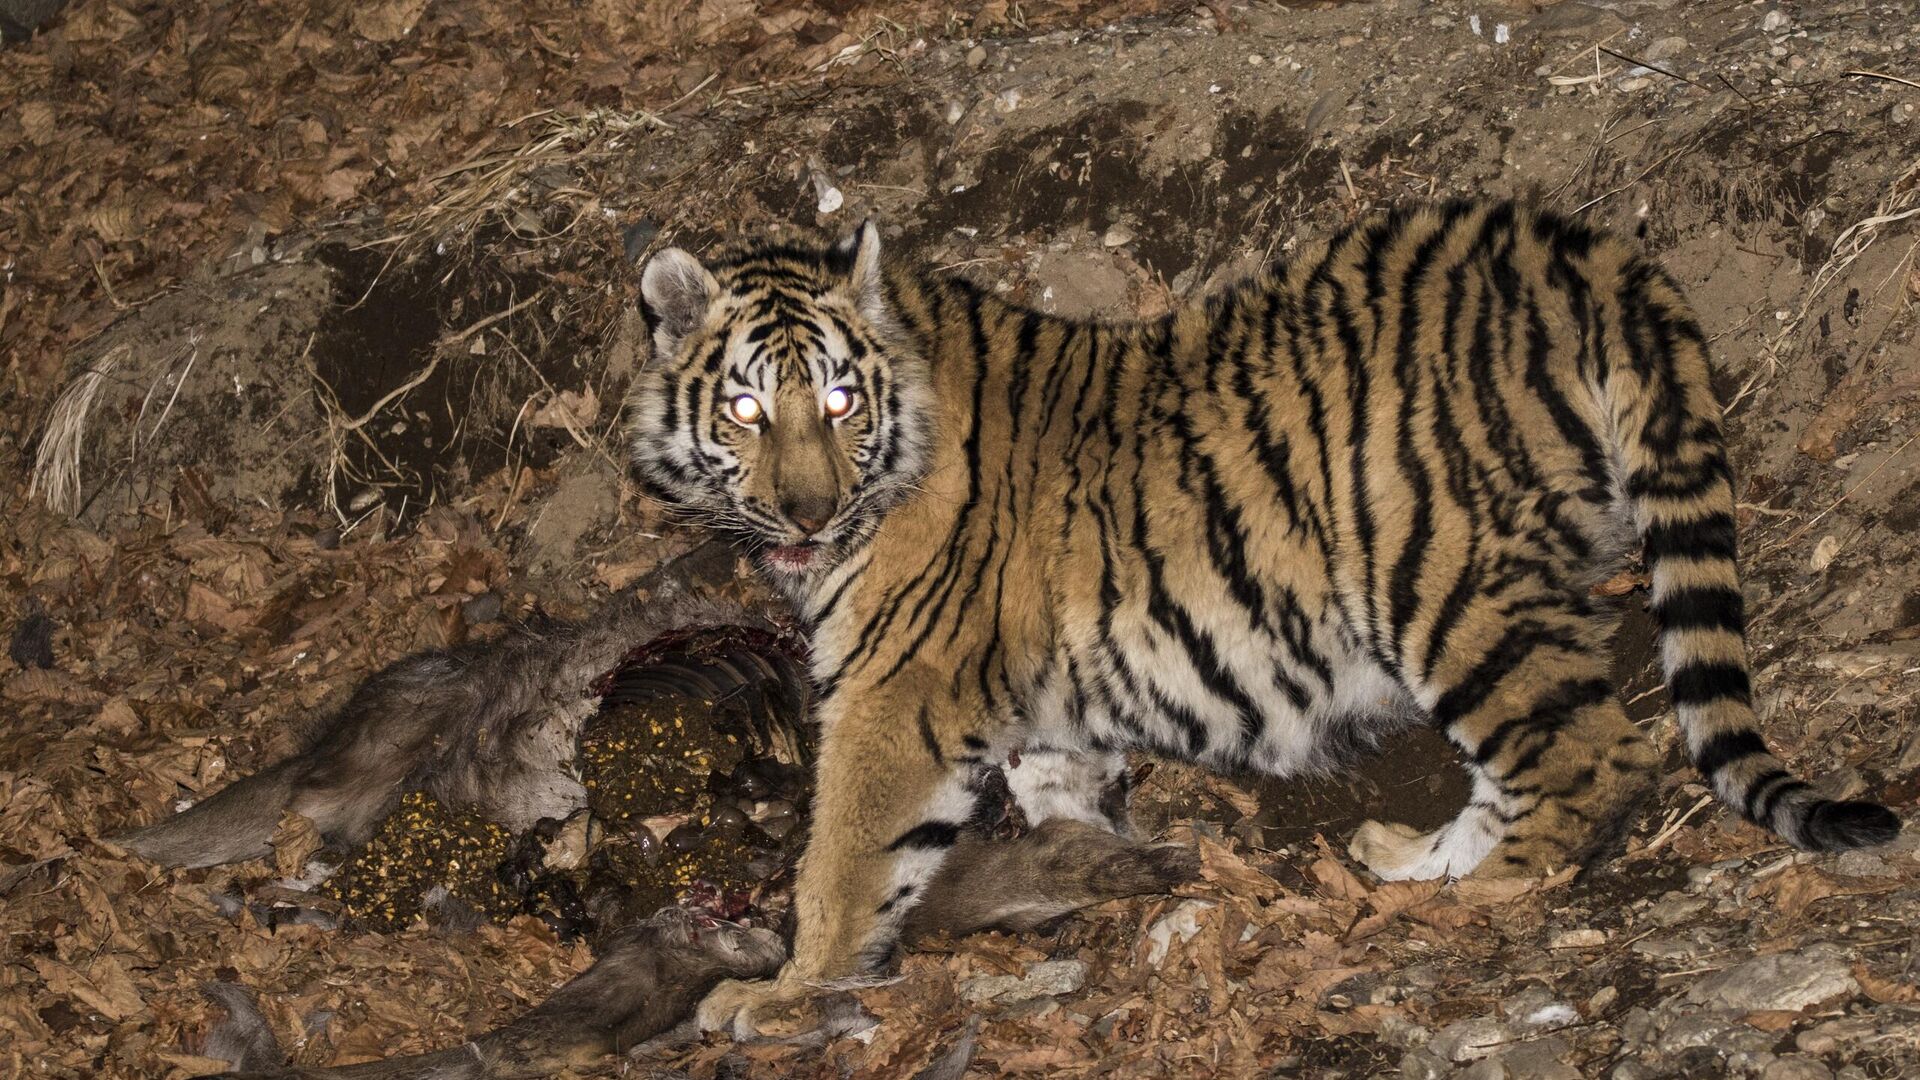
5, 0, 1920, 1077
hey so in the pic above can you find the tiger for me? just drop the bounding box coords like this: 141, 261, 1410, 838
624, 199, 1901, 1033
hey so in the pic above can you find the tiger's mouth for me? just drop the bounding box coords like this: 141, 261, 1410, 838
761, 540, 826, 575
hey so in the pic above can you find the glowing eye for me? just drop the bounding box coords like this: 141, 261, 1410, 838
823, 386, 857, 419
726, 394, 764, 426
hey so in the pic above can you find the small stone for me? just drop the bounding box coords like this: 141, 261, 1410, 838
1644, 36, 1689, 63
311, 527, 342, 550
1458, 1059, 1506, 1080
961, 959, 1088, 1004
1498, 1036, 1580, 1080
1688, 947, 1858, 1013
621, 219, 658, 263
944, 100, 965, 124
1430, 1017, 1512, 1062
1399, 1048, 1451, 1080
1550, 928, 1607, 950
461, 592, 502, 625
1618, 76, 1651, 92
1102, 224, 1136, 248
965, 45, 987, 69
1378, 1012, 1431, 1050
1587, 985, 1618, 1013
1646, 892, 1708, 927
1831, 850, 1895, 878
1795, 1016, 1879, 1055
1762, 1056, 1834, 1080
1762, 9, 1789, 33
1515, 1003, 1578, 1034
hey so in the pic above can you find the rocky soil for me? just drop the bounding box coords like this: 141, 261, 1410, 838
4, 0, 1920, 1077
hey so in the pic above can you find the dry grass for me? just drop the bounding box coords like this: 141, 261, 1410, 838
27, 342, 126, 515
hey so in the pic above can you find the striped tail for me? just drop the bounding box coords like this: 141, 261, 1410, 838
1618, 266, 1899, 852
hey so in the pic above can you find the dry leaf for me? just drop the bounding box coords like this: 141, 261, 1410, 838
271, 810, 324, 879
351, 0, 430, 42
1853, 964, 1920, 1004
1305, 841, 1367, 899
32, 955, 146, 1021
1753, 865, 1897, 917
1451, 875, 1540, 907
529, 387, 601, 431
1742, 1009, 1802, 1032
1194, 836, 1280, 901
1346, 877, 1445, 940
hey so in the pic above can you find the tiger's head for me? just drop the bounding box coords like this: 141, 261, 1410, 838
626, 222, 932, 582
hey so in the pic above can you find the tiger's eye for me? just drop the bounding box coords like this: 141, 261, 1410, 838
823, 386, 857, 419
727, 394, 764, 426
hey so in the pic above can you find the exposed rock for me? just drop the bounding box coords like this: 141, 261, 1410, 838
1501, 985, 1579, 1034
1429, 1016, 1513, 1063
1686, 947, 1859, 1013
1761, 1056, 1835, 1080
1497, 1036, 1580, 1080
961, 959, 1088, 1005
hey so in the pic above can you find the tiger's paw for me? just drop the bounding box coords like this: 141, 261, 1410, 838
1349, 818, 1434, 880
695, 973, 824, 1041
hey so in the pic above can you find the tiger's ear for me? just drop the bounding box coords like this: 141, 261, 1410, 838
833, 219, 888, 324
641, 248, 718, 359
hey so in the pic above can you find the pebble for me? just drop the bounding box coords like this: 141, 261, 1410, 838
1398, 1048, 1450, 1080
1378, 1011, 1431, 1050
1687, 947, 1858, 1012
1644, 35, 1690, 63
1645, 892, 1708, 927
1762, 9, 1790, 33
1102, 224, 1136, 248
961, 959, 1088, 1004
461, 592, 502, 625
1497, 1036, 1580, 1080
965, 45, 987, 69
1762, 1057, 1835, 1080
1428, 1016, 1512, 1062
1457, 1059, 1505, 1080
1795, 1016, 1879, 1055
1550, 928, 1606, 950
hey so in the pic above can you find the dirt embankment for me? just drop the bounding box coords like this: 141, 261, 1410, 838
5, 0, 1920, 1077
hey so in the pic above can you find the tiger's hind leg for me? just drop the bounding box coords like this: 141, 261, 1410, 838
1355, 591, 1660, 881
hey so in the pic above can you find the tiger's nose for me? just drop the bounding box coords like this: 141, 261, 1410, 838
780, 494, 836, 536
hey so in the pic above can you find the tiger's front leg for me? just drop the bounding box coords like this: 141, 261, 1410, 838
697, 684, 994, 1037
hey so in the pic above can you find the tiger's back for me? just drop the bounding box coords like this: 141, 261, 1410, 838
628, 200, 1899, 1019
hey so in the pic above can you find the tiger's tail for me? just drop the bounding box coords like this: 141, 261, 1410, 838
1614, 263, 1898, 852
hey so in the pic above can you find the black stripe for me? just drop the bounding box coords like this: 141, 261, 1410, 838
1692, 728, 1768, 775
1431, 621, 1586, 726
916, 706, 945, 767
886, 821, 961, 852
1668, 662, 1751, 706
1643, 513, 1737, 562
1746, 769, 1801, 823
1651, 587, 1745, 634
